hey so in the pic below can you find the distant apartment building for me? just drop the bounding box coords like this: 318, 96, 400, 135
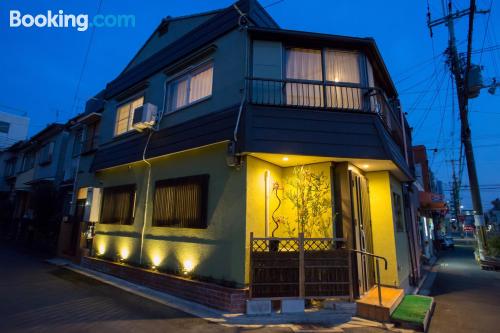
0, 111, 29, 149
412, 145, 447, 259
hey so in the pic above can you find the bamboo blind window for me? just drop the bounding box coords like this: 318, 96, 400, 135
153, 175, 209, 228
100, 184, 136, 225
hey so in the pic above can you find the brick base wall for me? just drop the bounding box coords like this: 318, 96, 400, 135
81, 256, 248, 313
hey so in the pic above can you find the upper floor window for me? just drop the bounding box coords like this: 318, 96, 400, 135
21, 151, 35, 172
168, 62, 213, 112
114, 96, 144, 136
0, 121, 10, 134
83, 121, 100, 153
325, 50, 360, 84
4, 158, 16, 177
284, 48, 362, 109
39, 142, 54, 165
72, 129, 83, 156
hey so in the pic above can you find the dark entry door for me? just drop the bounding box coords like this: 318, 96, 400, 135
68, 199, 86, 256
350, 171, 375, 295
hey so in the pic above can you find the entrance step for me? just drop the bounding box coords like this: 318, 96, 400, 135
356, 286, 404, 322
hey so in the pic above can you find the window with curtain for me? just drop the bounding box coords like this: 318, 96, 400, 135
285, 48, 324, 107
21, 151, 35, 172
168, 62, 213, 112
100, 184, 136, 225
325, 50, 362, 109
114, 96, 144, 136
392, 192, 404, 232
152, 175, 209, 228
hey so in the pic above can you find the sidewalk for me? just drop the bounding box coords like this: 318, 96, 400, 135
47, 258, 416, 332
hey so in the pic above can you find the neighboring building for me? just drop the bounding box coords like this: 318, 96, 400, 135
412, 145, 447, 259
57, 93, 103, 259
3, 0, 423, 312
487, 198, 500, 231
0, 111, 29, 149
0, 123, 70, 249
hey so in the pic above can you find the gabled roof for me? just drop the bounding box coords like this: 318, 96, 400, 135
120, 8, 226, 74
104, 0, 279, 99
29, 123, 65, 144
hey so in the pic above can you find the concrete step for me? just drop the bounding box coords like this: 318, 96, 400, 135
356, 286, 405, 322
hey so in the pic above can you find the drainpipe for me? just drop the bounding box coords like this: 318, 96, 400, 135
399, 101, 409, 164
232, 4, 249, 146
138, 78, 169, 265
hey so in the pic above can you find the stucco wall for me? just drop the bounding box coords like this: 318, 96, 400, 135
99, 28, 246, 146
93, 142, 247, 286
366, 171, 399, 287
366, 171, 411, 289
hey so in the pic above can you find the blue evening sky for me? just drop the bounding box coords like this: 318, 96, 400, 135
0, 0, 499, 209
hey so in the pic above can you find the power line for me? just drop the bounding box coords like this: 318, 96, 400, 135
263, 0, 286, 9
70, 0, 104, 116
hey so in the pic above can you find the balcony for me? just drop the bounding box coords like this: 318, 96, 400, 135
247, 77, 410, 158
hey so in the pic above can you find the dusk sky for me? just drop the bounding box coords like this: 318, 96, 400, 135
1, 0, 499, 209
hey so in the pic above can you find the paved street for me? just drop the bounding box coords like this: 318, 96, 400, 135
428, 242, 500, 333
0, 244, 289, 333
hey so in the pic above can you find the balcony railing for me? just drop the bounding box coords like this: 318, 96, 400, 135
247, 77, 409, 158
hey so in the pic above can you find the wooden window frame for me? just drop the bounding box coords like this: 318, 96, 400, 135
152, 174, 209, 229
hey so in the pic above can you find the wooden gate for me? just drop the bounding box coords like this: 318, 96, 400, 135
249, 233, 353, 300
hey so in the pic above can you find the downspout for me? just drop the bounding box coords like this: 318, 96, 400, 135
399, 102, 409, 164
69, 126, 84, 217
138, 79, 168, 265
232, 4, 249, 144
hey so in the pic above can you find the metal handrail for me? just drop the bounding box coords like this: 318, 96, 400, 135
350, 249, 388, 306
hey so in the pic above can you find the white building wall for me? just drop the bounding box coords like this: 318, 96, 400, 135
0, 111, 29, 149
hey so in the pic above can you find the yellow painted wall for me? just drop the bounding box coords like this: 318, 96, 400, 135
93, 143, 247, 286
365, 171, 399, 287
244, 156, 333, 283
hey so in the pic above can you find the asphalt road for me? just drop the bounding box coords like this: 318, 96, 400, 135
428, 242, 500, 333
0, 244, 289, 333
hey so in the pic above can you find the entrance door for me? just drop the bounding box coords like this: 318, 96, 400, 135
350, 171, 375, 295
68, 199, 86, 256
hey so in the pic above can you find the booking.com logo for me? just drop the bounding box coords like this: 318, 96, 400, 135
9, 10, 135, 32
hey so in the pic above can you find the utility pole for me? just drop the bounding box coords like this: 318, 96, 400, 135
428, 0, 489, 258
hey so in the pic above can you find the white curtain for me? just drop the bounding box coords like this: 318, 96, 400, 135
325, 50, 360, 83
171, 78, 188, 110
189, 65, 213, 103
325, 50, 361, 109
286, 48, 323, 107
169, 64, 213, 111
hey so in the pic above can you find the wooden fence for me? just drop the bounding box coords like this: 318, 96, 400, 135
249, 233, 353, 300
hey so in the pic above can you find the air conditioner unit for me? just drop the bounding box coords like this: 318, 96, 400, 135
132, 103, 158, 130
84, 187, 102, 223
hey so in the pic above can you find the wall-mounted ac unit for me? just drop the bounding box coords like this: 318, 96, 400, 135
132, 103, 158, 130
84, 187, 102, 223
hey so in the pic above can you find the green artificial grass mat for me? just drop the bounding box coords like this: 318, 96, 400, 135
391, 295, 433, 325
